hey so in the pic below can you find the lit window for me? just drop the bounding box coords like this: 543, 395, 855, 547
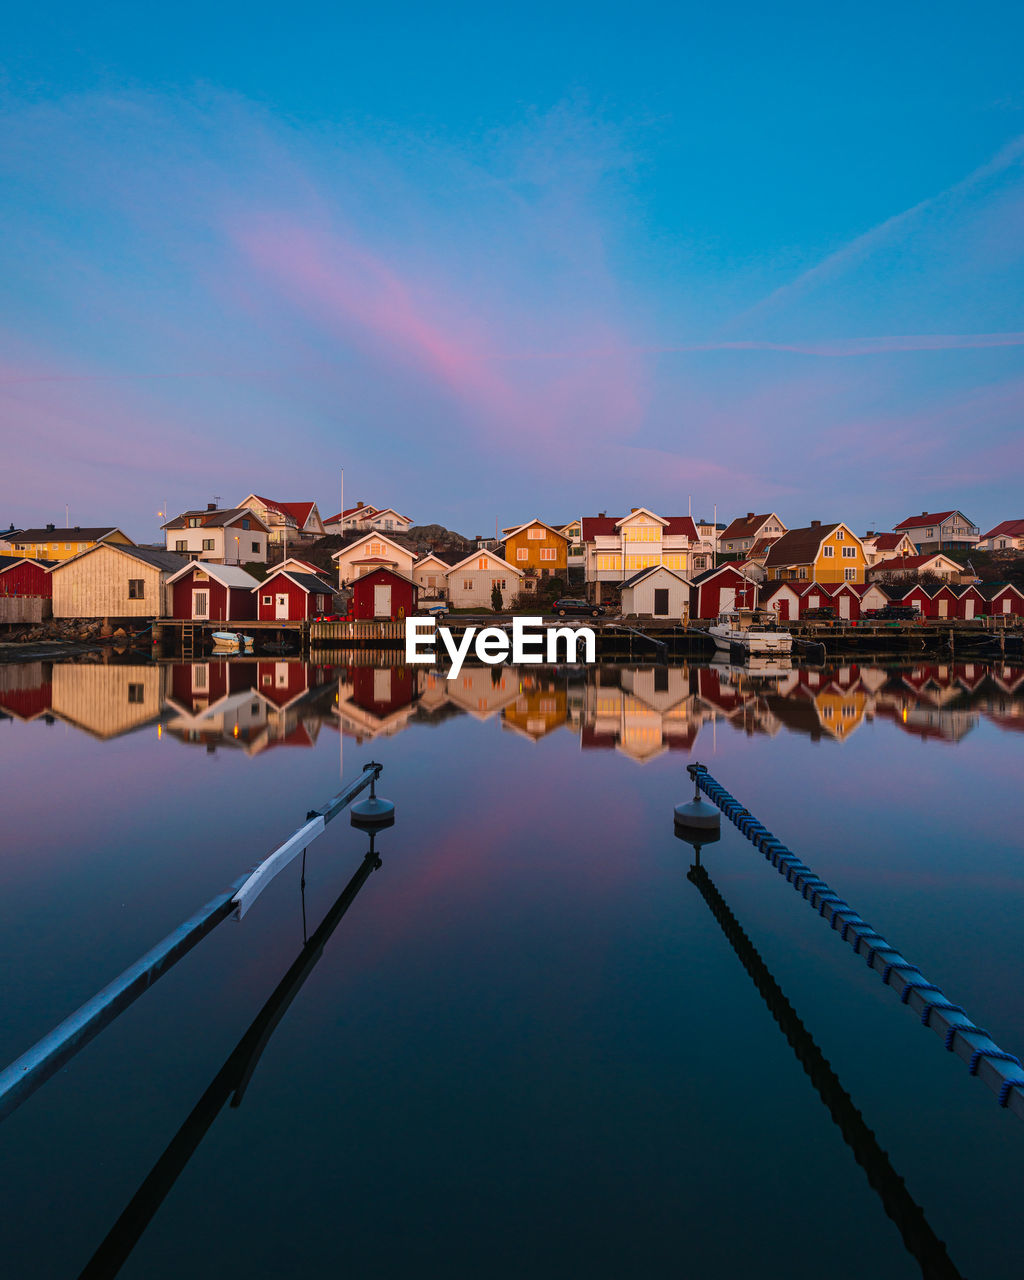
527, 527, 544, 540
202, 539, 215, 551
517, 548, 528, 561
844, 568, 857, 581
540, 548, 556, 561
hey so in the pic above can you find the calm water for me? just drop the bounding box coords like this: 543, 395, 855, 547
1, 655, 1023, 1279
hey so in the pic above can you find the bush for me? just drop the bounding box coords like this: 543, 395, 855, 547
491, 582, 503, 612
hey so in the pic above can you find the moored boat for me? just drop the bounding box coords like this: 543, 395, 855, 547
709, 608, 793, 657
211, 631, 254, 653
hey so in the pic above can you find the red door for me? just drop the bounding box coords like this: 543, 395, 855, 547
777, 599, 790, 621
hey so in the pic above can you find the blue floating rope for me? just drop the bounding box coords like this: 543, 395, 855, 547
687, 764, 1024, 1121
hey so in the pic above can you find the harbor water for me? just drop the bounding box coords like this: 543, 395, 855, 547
1, 655, 1023, 1279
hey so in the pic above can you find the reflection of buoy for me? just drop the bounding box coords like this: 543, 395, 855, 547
351, 764, 395, 830
674, 764, 721, 851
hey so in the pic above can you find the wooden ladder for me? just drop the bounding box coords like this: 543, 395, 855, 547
182, 622, 195, 660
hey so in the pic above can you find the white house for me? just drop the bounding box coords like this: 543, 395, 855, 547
719, 513, 787, 557
332, 532, 415, 585
893, 510, 979, 553
51, 544, 189, 618
620, 565, 691, 618
323, 504, 413, 536
411, 553, 452, 599
445, 549, 524, 610
162, 505, 269, 564
238, 496, 325, 545
581, 508, 700, 602
977, 520, 1024, 551
860, 530, 917, 566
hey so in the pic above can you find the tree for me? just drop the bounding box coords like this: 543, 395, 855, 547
491, 581, 504, 612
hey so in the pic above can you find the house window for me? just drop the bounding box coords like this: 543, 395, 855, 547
426, 575, 436, 588
128, 579, 144, 598
478, 557, 488, 569
822, 546, 834, 558
844, 568, 857, 581
527, 527, 544, 540
241, 519, 250, 530
842, 546, 856, 558
316, 595, 325, 610
202, 539, 215, 551
176, 540, 187, 551
251, 542, 259, 553
491, 578, 506, 589
189, 517, 201, 527
127, 683, 144, 703
540, 548, 556, 561
464, 580, 473, 590
836, 530, 844, 540
799, 567, 808, 579
926, 528, 933, 537
263, 595, 272, 605
517, 548, 528, 561
64, 543, 71, 550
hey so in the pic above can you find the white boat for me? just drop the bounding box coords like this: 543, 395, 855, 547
709, 608, 793, 657
211, 631, 254, 653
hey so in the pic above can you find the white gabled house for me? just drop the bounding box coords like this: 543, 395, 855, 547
411, 553, 452, 599
332, 532, 416, 586
620, 565, 691, 618
445, 549, 524, 610
581, 507, 700, 602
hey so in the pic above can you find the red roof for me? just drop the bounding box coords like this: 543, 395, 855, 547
869, 532, 911, 551
581, 514, 698, 541
893, 510, 957, 530
277, 501, 316, 525
979, 518, 1024, 541
871, 554, 956, 573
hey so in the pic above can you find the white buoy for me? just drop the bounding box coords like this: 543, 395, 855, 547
674, 765, 721, 847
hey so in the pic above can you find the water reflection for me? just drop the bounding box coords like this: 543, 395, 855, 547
77, 833, 386, 1279
686, 859, 963, 1280
2, 656, 1023, 753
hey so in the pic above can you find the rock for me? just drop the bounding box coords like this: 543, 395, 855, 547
112, 626, 127, 638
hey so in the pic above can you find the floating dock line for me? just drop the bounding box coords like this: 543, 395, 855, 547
688, 862, 962, 1280
0, 763, 383, 1125
688, 762, 1024, 1121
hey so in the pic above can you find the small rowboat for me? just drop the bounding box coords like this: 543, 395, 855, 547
211, 631, 254, 653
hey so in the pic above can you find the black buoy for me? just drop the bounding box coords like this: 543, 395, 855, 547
351, 763, 395, 831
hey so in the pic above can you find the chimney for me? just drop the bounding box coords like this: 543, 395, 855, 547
631, 507, 639, 513
357, 501, 364, 509
810, 520, 821, 528
46, 522, 55, 531
598, 511, 606, 518
746, 512, 754, 520
207, 502, 217, 511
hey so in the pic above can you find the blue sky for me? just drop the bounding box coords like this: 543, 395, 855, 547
2, 2, 1023, 539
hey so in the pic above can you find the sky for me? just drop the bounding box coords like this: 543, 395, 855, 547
1, 1, 1023, 541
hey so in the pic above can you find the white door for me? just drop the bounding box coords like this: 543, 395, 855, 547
938, 599, 948, 618
275, 593, 289, 619
965, 598, 975, 619
838, 593, 851, 619
719, 588, 735, 613
373, 584, 392, 617
192, 589, 209, 620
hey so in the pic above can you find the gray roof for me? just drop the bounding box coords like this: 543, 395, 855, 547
13, 527, 127, 543
257, 569, 335, 594
109, 546, 192, 572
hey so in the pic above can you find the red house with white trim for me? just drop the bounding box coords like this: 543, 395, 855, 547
166, 562, 258, 621
350, 567, 418, 620
689, 564, 760, 619
980, 582, 1024, 617
0, 557, 56, 622
254, 566, 336, 621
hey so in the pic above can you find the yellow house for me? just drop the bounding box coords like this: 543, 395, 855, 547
502, 675, 568, 741
3, 525, 135, 561
502, 519, 569, 584
763, 522, 866, 585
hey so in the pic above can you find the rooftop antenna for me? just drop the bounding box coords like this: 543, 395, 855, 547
65, 504, 69, 529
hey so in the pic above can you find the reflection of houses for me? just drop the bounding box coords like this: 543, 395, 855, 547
501, 674, 568, 741
335, 667, 420, 740
52, 663, 167, 739
582, 666, 705, 761
164, 663, 271, 754
0, 662, 53, 722
446, 665, 520, 720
